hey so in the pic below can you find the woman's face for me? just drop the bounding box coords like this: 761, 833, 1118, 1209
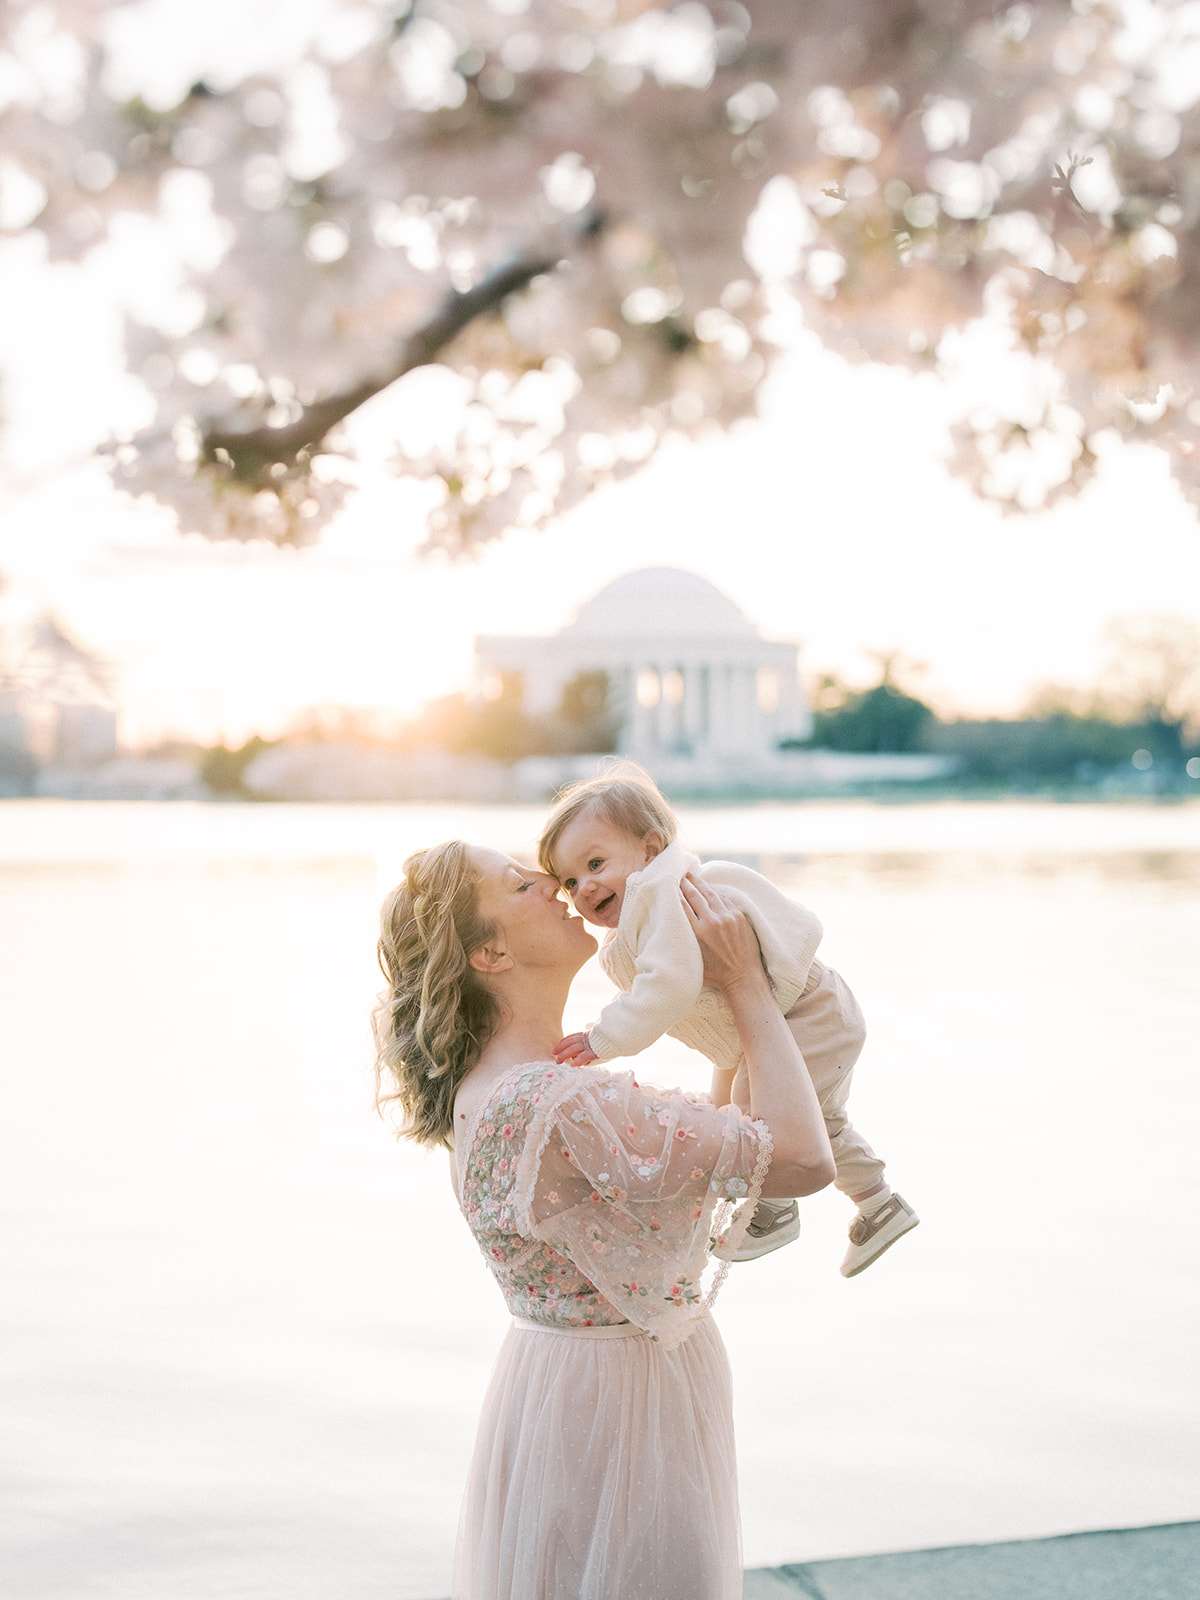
468, 847, 597, 973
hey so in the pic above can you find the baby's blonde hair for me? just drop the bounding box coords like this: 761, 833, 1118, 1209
537, 763, 678, 877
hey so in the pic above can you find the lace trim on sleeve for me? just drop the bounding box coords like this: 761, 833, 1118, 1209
703, 1115, 774, 1311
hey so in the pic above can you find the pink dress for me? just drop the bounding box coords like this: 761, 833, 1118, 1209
451, 1061, 772, 1600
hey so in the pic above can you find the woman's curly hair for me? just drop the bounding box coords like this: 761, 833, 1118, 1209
373, 840, 501, 1148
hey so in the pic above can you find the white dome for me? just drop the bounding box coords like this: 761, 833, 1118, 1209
561, 568, 759, 642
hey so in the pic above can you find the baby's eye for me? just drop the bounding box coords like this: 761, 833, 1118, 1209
563, 877, 577, 892
588, 858, 603, 871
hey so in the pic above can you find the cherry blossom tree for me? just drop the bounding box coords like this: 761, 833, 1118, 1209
3, 0, 1200, 548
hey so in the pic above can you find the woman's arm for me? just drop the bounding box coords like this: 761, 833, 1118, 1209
682, 874, 835, 1199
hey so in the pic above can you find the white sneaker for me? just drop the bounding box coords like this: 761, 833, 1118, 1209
712, 1198, 801, 1262
840, 1193, 919, 1277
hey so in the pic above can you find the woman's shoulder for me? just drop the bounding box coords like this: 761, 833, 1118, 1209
454, 1060, 611, 1143
454, 1057, 550, 1121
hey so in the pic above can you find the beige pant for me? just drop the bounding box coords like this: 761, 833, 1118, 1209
783, 960, 885, 1199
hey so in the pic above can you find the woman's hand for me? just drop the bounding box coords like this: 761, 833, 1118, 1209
681, 872, 834, 1198
680, 873, 769, 996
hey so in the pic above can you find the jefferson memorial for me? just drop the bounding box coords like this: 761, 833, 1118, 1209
474, 567, 812, 770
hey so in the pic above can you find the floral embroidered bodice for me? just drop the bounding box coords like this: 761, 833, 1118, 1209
456, 1061, 771, 1349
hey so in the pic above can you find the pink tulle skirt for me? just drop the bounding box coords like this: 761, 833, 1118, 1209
451, 1315, 742, 1600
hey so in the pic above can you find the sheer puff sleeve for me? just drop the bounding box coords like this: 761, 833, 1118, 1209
512, 1067, 772, 1350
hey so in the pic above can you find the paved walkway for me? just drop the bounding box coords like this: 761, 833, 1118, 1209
744, 1521, 1200, 1599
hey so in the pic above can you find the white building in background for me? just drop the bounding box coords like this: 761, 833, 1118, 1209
240, 566, 954, 803
474, 567, 812, 770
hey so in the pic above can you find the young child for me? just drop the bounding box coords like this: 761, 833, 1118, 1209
537, 769, 918, 1277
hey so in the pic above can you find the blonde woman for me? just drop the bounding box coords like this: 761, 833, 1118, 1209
375, 840, 834, 1600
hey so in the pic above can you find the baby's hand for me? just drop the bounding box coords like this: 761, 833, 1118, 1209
554, 1032, 598, 1066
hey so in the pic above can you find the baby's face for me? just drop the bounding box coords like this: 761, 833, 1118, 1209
550, 812, 660, 930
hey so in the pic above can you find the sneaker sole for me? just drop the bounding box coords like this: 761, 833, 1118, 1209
725, 1219, 802, 1262
840, 1212, 919, 1278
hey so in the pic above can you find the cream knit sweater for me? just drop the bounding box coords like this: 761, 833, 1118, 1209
588, 841, 825, 1071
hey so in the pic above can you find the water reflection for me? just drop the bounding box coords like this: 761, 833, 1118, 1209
711, 847, 1200, 890
1, 801, 1197, 1600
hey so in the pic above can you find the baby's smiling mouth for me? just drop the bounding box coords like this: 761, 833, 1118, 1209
595, 892, 616, 916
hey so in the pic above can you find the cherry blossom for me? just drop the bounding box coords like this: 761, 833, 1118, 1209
7, 1, 1200, 544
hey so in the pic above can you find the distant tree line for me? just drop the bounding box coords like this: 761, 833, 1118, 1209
198, 736, 276, 795
408, 670, 621, 763
789, 675, 1198, 774
925, 711, 1193, 785
195, 616, 1200, 796
198, 669, 620, 795
799, 618, 1200, 787
798, 674, 937, 756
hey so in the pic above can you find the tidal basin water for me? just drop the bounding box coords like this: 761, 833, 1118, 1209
2, 798, 1198, 1600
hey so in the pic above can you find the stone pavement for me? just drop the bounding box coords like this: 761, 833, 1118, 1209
743, 1521, 1200, 1600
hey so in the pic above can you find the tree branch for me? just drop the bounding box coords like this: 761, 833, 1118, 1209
201, 244, 572, 483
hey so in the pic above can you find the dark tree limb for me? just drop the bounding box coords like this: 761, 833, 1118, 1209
201, 243, 577, 484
